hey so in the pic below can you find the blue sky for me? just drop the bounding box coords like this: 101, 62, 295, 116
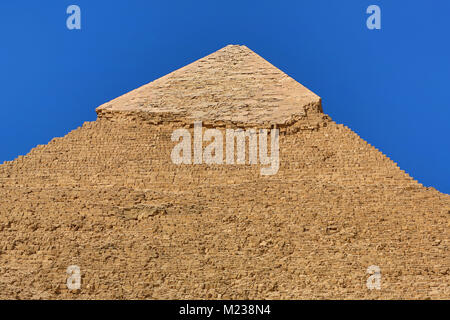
1, 1, 449, 193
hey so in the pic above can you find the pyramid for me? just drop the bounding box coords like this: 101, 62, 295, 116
0, 45, 448, 299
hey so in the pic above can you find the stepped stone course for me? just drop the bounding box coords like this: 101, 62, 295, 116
0, 45, 448, 299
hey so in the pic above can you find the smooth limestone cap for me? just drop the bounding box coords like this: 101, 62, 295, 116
96, 45, 322, 126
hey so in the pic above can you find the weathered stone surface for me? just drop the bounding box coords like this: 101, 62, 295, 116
0, 45, 448, 299
96, 45, 322, 127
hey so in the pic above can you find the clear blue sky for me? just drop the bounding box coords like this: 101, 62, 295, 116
1, 1, 449, 193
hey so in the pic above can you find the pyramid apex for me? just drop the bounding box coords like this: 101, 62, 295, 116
97, 45, 321, 126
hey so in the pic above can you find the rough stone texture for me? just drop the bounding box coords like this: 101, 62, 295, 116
96, 45, 322, 127
0, 45, 448, 299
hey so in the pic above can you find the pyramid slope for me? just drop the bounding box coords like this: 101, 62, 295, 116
0, 116, 449, 299
96, 45, 321, 126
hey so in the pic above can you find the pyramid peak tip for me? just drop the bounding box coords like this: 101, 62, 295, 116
223, 44, 250, 49
96, 43, 321, 125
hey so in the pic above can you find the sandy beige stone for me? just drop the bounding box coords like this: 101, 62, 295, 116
0, 45, 448, 299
